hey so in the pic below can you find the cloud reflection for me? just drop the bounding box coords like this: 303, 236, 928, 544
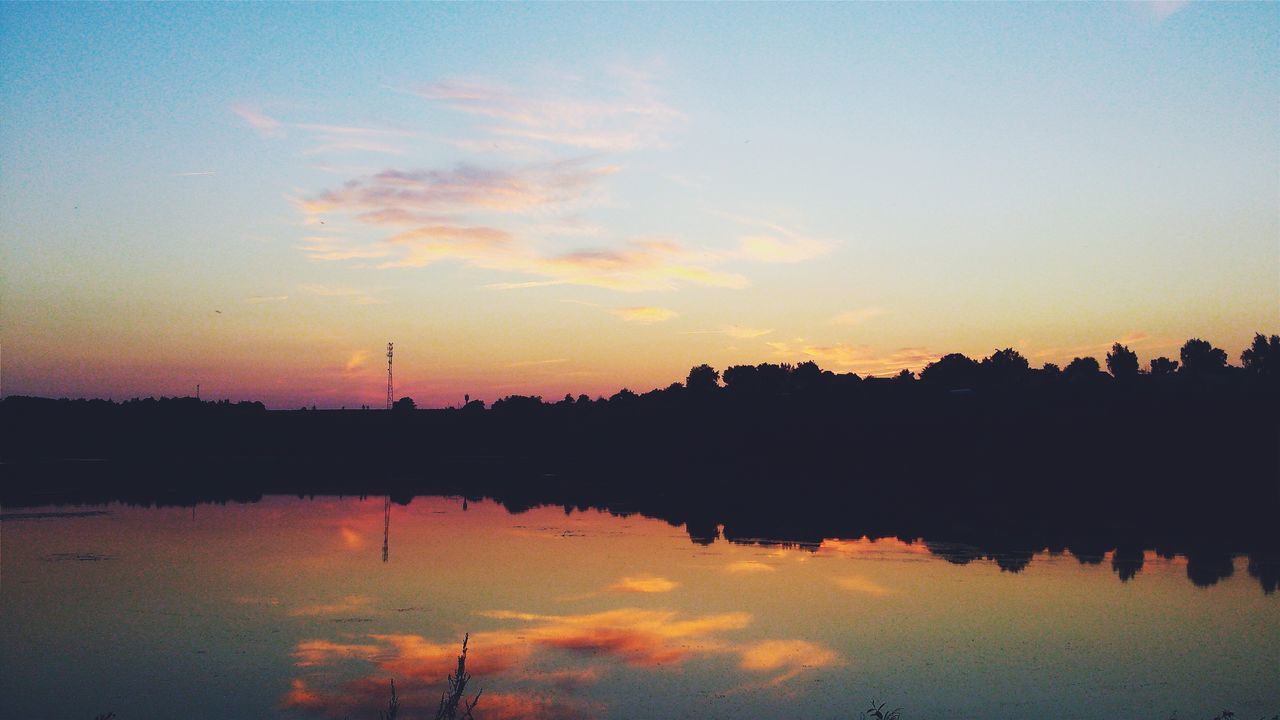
606, 575, 679, 593
284, 605, 839, 718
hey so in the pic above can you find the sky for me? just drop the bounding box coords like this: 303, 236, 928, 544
1, 2, 1276, 408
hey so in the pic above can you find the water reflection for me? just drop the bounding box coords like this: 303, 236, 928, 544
2, 495, 1278, 720
284, 605, 840, 719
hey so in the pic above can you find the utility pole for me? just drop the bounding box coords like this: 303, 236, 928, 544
385, 342, 394, 410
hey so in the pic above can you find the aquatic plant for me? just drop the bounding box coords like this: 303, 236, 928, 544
435, 634, 481, 720
379, 678, 398, 720
866, 700, 902, 720
373, 635, 480, 720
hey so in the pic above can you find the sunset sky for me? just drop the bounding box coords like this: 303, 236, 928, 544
2, 2, 1276, 408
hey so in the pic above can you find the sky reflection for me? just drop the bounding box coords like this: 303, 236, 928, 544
1, 495, 1277, 720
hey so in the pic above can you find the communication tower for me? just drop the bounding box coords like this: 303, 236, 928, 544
386, 342, 394, 410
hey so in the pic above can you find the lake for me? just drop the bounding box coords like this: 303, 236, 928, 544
2, 495, 1277, 719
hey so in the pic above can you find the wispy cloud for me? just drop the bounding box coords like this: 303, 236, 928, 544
1149, 0, 1190, 23
688, 325, 773, 340
610, 306, 678, 323
173, 171, 216, 177
532, 242, 747, 291
232, 104, 284, 136
718, 212, 834, 264
506, 358, 569, 369
299, 284, 381, 305
355, 208, 453, 226
1031, 331, 1171, 362
306, 230, 744, 292
299, 161, 617, 217
232, 105, 412, 154
381, 225, 514, 268
279, 71, 829, 296
830, 307, 887, 326
737, 234, 830, 264
298, 237, 392, 262
244, 295, 288, 304
416, 67, 683, 152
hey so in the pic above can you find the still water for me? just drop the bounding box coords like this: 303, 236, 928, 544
2, 495, 1277, 719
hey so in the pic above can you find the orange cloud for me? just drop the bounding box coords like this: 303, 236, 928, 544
339, 525, 365, 548
832, 575, 891, 596
291, 638, 381, 666
725, 560, 776, 574
281, 676, 597, 720
830, 308, 888, 326
610, 306, 678, 323
606, 575, 679, 593
768, 341, 939, 376
289, 596, 372, 618
285, 605, 841, 716
736, 639, 841, 688
716, 212, 833, 265
381, 224, 514, 268
482, 608, 751, 667
342, 353, 368, 373
371, 633, 527, 679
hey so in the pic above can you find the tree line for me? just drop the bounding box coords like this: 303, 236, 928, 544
476, 333, 1279, 412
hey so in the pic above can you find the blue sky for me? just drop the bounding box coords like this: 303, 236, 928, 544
2, 2, 1276, 407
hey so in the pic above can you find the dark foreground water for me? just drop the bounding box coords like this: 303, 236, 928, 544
2, 495, 1277, 719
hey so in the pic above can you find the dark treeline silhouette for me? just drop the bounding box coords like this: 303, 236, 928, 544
2, 335, 1277, 592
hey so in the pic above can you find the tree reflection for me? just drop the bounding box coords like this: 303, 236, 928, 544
1185, 552, 1235, 588
1110, 547, 1145, 582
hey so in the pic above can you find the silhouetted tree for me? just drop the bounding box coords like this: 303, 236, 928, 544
1179, 338, 1228, 375
1063, 356, 1102, 381
609, 388, 638, 405
1040, 362, 1061, 377
1241, 332, 1280, 380
981, 348, 1030, 384
721, 364, 759, 394
791, 360, 824, 393
685, 364, 720, 394
1149, 356, 1179, 376
1105, 343, 1140, 380
392, 396, 416, 411
755, 363, 790, 396
919, 353, 980, 389
491, 395, 543, 413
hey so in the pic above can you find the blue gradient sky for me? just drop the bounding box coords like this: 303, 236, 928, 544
2, 2, 1276, 407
